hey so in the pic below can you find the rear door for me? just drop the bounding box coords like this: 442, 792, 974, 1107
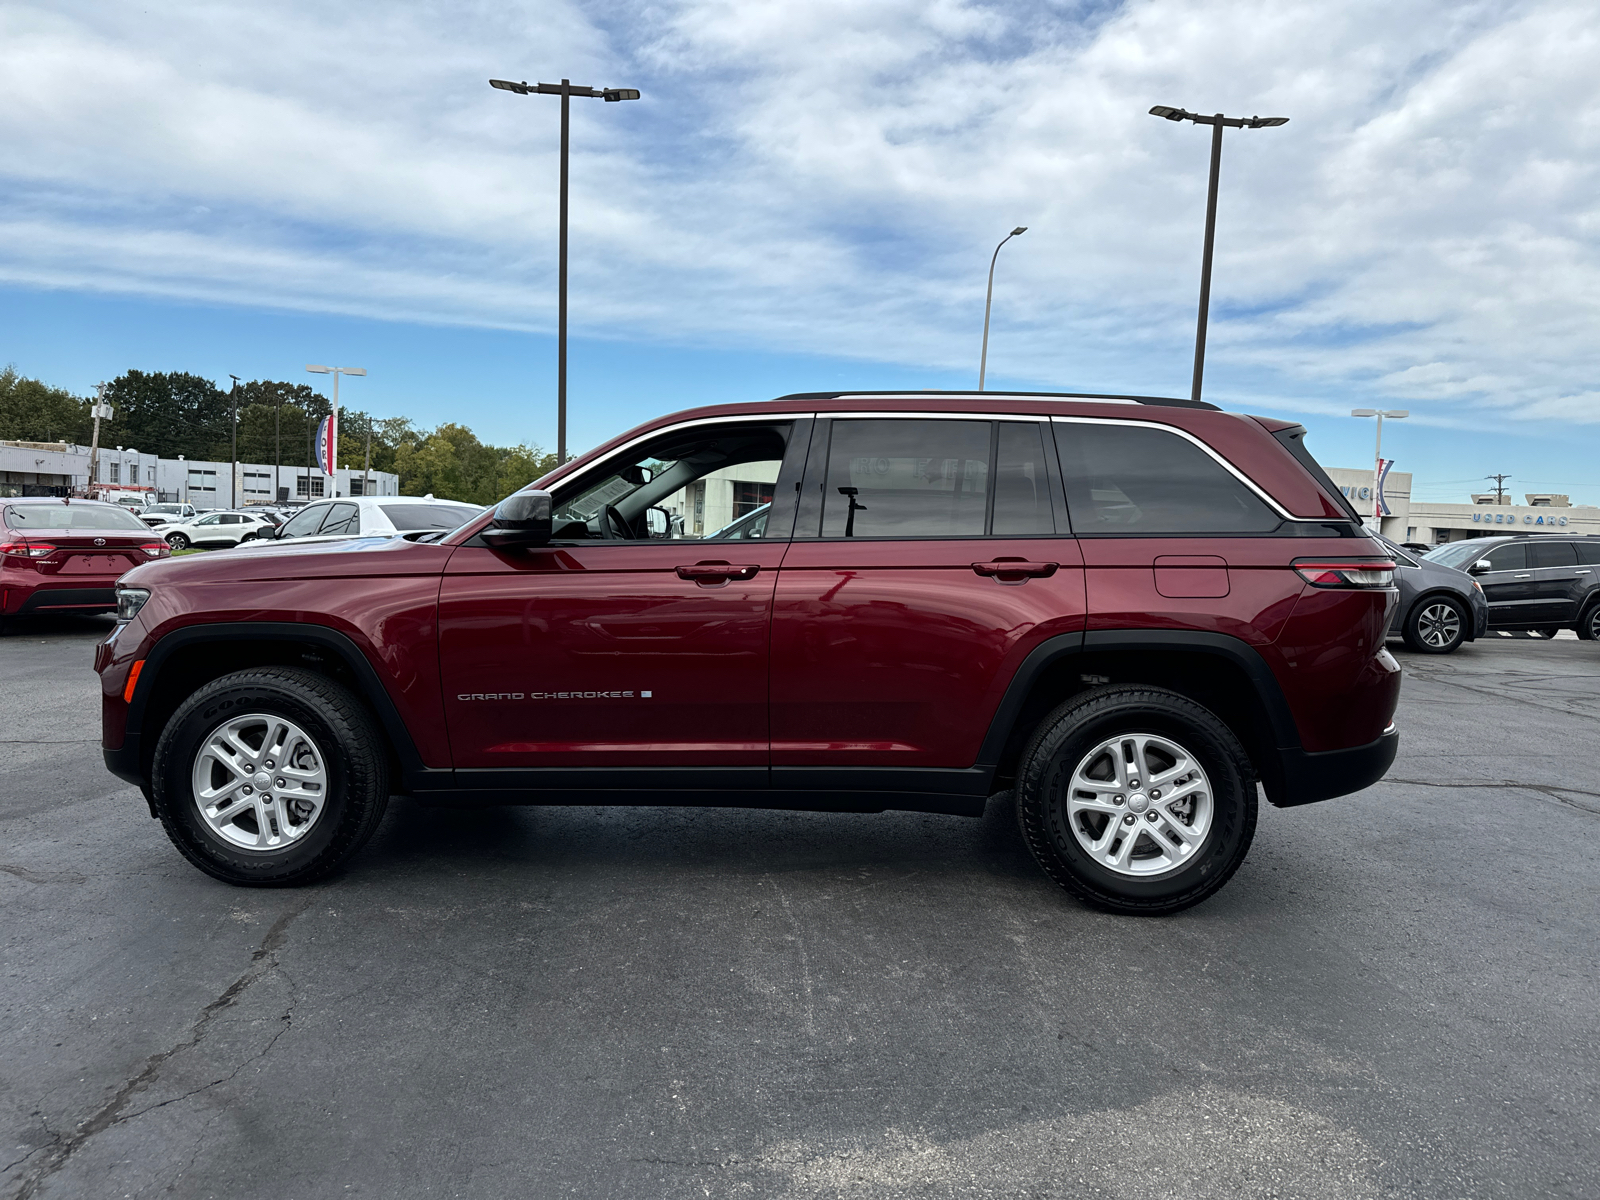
1525, 540, 1585, 623
770, 415, 1085, 787
1476, 542, 1533, 626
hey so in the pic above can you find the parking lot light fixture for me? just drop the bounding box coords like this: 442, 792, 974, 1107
1350, 408, 1408, 527
490, 76, 640, 463
1148, 105, 1289, 404
978, 227, 1027, 392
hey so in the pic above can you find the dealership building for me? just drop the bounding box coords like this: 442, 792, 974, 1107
1325, 467, 1600, 545
0, 440, 396, 505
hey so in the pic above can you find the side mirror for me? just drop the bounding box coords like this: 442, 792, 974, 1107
1469, 559, 1492, 575
645, 506, 670, 537
480, 490, 553, 549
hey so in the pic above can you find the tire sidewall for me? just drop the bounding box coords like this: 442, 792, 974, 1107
1020, 691, 1254, 912
154, 677, 363, 884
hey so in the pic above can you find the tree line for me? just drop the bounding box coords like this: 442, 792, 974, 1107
0, 365, 558, 505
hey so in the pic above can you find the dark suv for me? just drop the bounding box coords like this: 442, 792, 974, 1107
97, 392, 1401, 914
1423, 535, 1600, 639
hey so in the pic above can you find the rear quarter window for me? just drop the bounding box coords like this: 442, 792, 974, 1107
1055, 422, 1280, 535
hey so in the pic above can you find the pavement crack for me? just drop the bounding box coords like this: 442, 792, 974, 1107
7, 899, 312, 1200
0, 865, 87, 885
1387, 777, 1600, 815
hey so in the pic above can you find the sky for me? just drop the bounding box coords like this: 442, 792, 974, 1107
1, 0, 1597, 503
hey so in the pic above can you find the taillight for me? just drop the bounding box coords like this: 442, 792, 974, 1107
139, 542, 169, 558
0, 541, 56, 561
1293, 559, 1396, 589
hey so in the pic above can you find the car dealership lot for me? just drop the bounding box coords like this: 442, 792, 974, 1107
2, 622, 1597, 1199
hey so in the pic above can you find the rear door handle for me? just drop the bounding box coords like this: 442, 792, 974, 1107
676, 562, 760, 582
1513, 573, 1531, 579
972, 560, 1058, 582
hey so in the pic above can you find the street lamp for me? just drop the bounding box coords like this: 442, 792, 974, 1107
306, 366, 366, 497
490, 77, 641, 463
1351, 408, 1408, 527
1149, 105, 1289, 404
978, 227, 1027, 392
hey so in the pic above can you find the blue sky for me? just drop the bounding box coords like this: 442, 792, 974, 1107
2, 0, 1597, 502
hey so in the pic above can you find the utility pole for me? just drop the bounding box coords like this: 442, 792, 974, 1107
1486, 473, 1511, 505
88, 383, 112, 498
274, 393, 282, 503
362, 414, 372, 498
229, 375, 240, 509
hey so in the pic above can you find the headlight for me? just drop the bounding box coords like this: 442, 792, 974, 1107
116, 587, 151, 623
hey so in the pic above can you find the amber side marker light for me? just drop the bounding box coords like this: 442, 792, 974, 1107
123, 660, 145, 703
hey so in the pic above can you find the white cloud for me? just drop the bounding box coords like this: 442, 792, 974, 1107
1, 0, 1597, 422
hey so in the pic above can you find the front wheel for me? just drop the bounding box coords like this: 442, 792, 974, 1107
1015, 686, 1256, 916
150, 668, 390, 885
1403, 596, 1467, 654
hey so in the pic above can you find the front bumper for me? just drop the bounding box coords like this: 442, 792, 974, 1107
1265, 722, 1399, 808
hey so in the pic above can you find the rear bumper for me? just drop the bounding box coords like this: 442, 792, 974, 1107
10, 585, 118, 614
1266, 723, 1399, 808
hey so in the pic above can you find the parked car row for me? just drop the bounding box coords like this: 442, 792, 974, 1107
1421, 535, 1600, 642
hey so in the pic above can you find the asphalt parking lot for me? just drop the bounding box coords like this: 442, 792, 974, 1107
2, 618, 1597, 1200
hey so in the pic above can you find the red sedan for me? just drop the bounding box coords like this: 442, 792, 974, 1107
0, 498, 169, 628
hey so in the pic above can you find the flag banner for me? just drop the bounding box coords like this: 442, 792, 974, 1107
316, 414, 337, 476
1376, 458, 1394, 519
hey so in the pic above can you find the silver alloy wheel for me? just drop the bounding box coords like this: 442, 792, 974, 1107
1417, 601, 1463, 649
1065, 733, 1213, 877
1589, 606, 1600, 640
190, 712, 329, 852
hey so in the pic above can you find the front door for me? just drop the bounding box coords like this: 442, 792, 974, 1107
770, 416, 1086, 785
438, 418, 806, 779
1476, 542, 1534, 626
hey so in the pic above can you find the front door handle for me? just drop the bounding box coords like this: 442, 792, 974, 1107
676, 562, 760, 583
972, 559, 1059, 582
1513, 573, 1532, 579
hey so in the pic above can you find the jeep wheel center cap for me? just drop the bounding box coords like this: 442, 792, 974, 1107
1128, 793, 1150, 814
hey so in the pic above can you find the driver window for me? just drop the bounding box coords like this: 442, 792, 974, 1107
550, 423, 791, 542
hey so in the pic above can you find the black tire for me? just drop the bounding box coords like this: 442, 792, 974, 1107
166, 532, 190, 550
1578, 601, 1600, 641
1402, 595, 1468, 654
151, 668, 390, 886
1015, 686, 1256, 916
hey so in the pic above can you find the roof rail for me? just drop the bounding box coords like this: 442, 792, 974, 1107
767, 389, 1221, 411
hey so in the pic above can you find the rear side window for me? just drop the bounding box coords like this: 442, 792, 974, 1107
1529, 541, 1578, 568
379, 503, 476, 531
821, 419, 990, 537
1056, 422, 1280, 535
991, 422, 1054, 536
1578, 542, 1600, 565
1482, 543, 1526, 571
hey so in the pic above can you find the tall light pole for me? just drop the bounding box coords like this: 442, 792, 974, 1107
1351, 408, 1407, 528
306, 366, 366, 497
229, 374, 240, 509
978, 227, 1027, 391
489, 77, 640, 463
1149, 106, 1288, 404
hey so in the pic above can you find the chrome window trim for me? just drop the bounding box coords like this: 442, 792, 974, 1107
1051, 414, 1307, 523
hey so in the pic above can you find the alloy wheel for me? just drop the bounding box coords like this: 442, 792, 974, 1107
1417, 601, 1463, 649
190, 712, 329, 852
1064, 733, 1214, 877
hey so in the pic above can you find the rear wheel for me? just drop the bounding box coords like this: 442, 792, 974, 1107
166, 532, 190, 550
1578, 602, 1600, 641
1403, 596, 1467, 654
1015, 686, 1256, 916
151, 668, 390, 885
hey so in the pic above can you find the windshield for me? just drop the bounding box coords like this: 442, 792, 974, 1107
378, 503, 479, 531
3, 503, 151, 531
148, 504, 185, 515
1423, 540, 1501, 568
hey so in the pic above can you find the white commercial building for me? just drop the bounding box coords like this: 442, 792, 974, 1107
0, 440, 395, 506
1326, 467, 1600, 545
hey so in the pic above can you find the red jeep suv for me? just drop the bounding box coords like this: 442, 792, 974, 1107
97, 392, 1400, 913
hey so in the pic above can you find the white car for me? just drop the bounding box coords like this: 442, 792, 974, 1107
162, 510, 278, 550
263, 496, 484, 545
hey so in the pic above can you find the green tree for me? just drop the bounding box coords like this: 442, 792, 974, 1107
102, 370, 229, 459
0, 366, 91, 444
